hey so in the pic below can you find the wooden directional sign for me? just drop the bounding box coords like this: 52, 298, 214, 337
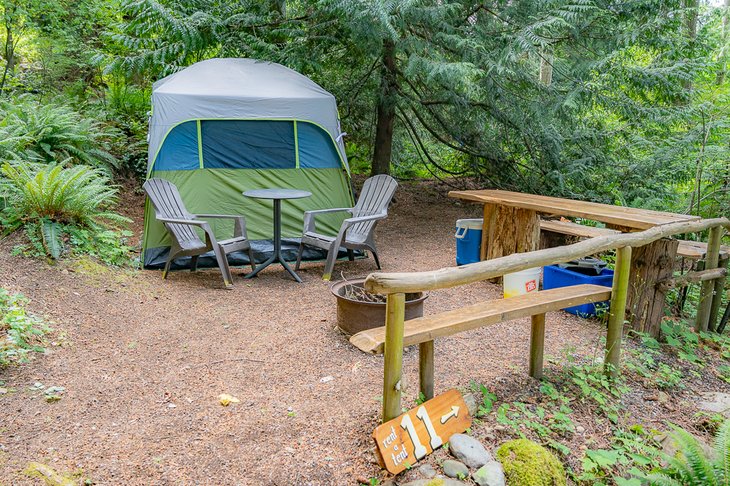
373, 389, 472, 474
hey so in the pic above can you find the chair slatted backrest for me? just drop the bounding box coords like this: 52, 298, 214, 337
349, 175, 398, 242
143, 179, 202, 245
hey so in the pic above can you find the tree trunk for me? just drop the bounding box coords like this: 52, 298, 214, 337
372, 39, 397, 176
539, 50, 553, 86
625, 238, 679, 338
1, 25, 15, 93
685, 0, 699, 40
683, 0, 699, 92
485, 206, 541, 260
717, 0, 730, 85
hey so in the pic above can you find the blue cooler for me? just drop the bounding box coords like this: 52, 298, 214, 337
455, 219, 483, 266
543, 264, 614, 317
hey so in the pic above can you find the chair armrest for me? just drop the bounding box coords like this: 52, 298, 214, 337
343, 213, 387, 226
303, 208, 354, 233
157, 216, 208, 227
157, 216, 221, 246
303, 208, 353, 216
193, 214, 248, 239
194, 214, 243, 220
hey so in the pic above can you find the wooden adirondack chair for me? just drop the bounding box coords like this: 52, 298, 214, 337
295, 174, 398, 280
143, 178, 256, 289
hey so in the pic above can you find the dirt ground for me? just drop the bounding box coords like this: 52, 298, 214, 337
0, 179, 723, 485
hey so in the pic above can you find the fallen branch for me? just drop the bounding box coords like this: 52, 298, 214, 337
181, 357, 265, 371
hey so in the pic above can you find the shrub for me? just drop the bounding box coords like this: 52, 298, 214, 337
496, 439, 566, 486
0, 95, 120, 170
0, 161, 131, 261
0, 288, 48, 366
637, 419, 730, 485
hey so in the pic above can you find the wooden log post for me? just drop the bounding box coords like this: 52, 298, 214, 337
419, 341, 434, 401
709, 256, 729, 331
529, 313, 546, 379
485, 205, 540, 283
718, 291, 730, 334
486, 206, 540, 260
697, 226, 724, 332
480, 204, 495, 261
606, 246, 632, 379
625, 238, 679, 337
382, 293, 406, 423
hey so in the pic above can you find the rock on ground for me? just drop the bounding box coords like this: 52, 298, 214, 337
418, 463, 437, 478
472, 461, 506, 486
463, 393, 478, 417
449, 434, 493, 469
698, 392, 730, 417
442, 459, 469, 479
401, 479, 468, 486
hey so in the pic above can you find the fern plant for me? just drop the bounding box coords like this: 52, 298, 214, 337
638, 419, 730, 485
0, 95, 120, 170
0, 161, 130, 259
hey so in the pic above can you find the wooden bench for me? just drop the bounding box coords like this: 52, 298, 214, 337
540, 219, 729, 259
350, 284, 612, 399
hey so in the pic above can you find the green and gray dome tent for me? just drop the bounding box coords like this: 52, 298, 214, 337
142, 58, 354, 269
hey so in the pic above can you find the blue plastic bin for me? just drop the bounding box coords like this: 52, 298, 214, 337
543, 265, 614, 317
455, 219, 483, 266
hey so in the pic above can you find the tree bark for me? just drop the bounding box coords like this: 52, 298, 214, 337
485, 206, 541, 260
1, 25, 15, 93
539, 50, 553, 86
683, 0, 699, 92
717, 0, 730, 85
372, 39, 397, 176
685, 0, 699, 40
625, 238, 678, 338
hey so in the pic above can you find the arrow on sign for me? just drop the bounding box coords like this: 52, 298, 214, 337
440, 406, 460, 424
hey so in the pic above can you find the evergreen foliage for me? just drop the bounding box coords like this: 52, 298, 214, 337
107, 0, 730, 216
0, 96, 120, 169
0, 162, 130, 259
639, 419, 730, 485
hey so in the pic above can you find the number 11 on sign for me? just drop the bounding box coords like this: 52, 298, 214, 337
400, 406, 443, 459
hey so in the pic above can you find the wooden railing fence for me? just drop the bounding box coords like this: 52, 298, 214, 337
364, 218, 730, 422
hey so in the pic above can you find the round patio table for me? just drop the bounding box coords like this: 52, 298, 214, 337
243, 188, 312, 282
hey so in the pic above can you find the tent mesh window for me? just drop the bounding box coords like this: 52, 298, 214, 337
152, 120, 343, 171
297, 121, 342, 169
154, 121, 200, 171
201, 120, 296, 170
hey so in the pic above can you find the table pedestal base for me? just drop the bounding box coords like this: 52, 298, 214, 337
244, 199, 303, 283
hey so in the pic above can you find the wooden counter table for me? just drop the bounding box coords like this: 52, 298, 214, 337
448, 189, 700, 260
448, 189, 703, 335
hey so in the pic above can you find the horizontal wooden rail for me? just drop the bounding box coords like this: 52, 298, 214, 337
365, 218, 730, 295
657, 267, 728, 291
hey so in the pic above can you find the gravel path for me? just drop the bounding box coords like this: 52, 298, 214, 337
0, 180, 614, 484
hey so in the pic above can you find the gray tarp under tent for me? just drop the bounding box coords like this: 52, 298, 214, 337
142, 58, 358, 270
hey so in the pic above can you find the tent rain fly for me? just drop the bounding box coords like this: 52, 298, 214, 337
142, 58, 354, 269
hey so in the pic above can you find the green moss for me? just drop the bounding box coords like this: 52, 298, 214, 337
496, 439, 566, 486
425, 480, 445, 486
68, 256, 111, 276
23, 462, 77, 485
